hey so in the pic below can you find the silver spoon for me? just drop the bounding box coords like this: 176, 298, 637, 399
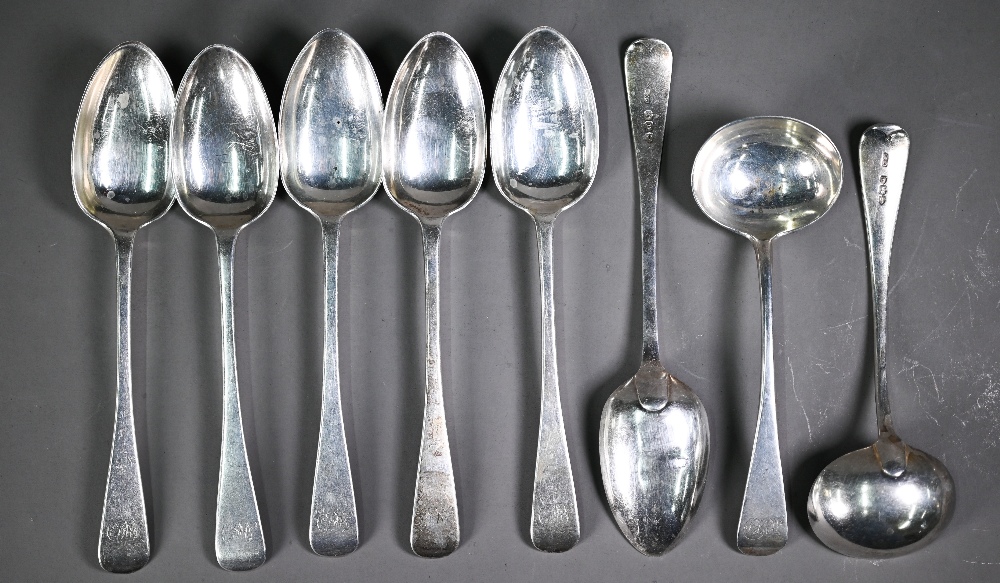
279, 28, 382, 558
171, 45, 277, 571
807, 124, 955, 558
492, 26, 598, 553
382, 32, 486, 558
72, 42, 174, 574
691, 116, 843, 555
598, 38, 709, 556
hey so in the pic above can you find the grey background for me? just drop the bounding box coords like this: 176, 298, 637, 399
2, 0, 997, 581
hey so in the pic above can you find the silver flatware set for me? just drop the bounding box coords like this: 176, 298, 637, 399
72, 28, 954, 573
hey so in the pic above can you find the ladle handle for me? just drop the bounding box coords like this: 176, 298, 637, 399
859, 125, 910, 473
625, 39, 672, 366
309, 218, 359, 556
98, 230, 150, 574
530, 216, 580, 553
214, 232, 266, 571
737, 238, 787, 556
410, 222, 460, 558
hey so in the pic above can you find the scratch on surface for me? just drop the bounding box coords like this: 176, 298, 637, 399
788, 356, 813, 442
900, 357, 942, 403
844, 236, 863, 252
953, 168, 978, 216
964, 560, 1000, 565
252, 238, 294, 259
937, 117, 995, 131
674, 361, 707, 382
824, 315, 866, 332
888, 206, 930, 297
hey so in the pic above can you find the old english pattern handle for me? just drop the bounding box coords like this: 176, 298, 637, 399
98, 231, 150, 574
214, 233, 266, 571
859, 124, 910, 476
529, 217, 580, 553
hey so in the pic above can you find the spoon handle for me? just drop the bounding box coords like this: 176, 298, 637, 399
737, 237, 787, 556
625, 39, 673, 412
214, 233, 266, 571
530, 216, 580, 553
410, 222, 460, 558
98, 230, 150, 574
859, 125, 910, 473
309, 218, 359, 556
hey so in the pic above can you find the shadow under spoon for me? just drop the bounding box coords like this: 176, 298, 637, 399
72, 41, 175, 574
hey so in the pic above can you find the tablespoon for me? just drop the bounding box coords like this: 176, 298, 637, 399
72, 42, 174, 573
492, 26, 598, 553
279, 28, 382, 557
691, 117, 842, 555
598, 38, 709, 556
382, 32, 486, 558
807, 124, 954, 557
171, 45, 277, 571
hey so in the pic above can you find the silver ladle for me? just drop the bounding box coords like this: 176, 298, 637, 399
382, 32, 486, 558
72, 42, 174, 574
279, 28, 382, 557
171, 45, 278, 571
491, 26, 598, 553
807, 124, 955, 557
598, 38, 710, 556
691, 116, 843, 555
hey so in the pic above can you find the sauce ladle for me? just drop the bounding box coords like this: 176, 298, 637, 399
807, 124, 955, 557
72, 42, 174, 573
171, 45, 277, 571
691, 116, 843, 555
279, 28, 382, 557
382, 32, 486, 558
598, 38, 709, 556
492, 26, 598, 552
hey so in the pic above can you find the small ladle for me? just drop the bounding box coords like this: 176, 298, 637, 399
598, 38, 709, 556
279, 28, 382, 557
72, 42, 174, 574
171, 45, 278, 571
691, 116, 843, 555
807, 124, 955, 558
491, 26, 598, 553
382, 32, 486, 558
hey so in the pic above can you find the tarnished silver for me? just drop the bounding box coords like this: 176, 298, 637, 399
382, 32, 486, 558
171, 45, 277, 571
72, 42, 174, 574
598, 38, 710, 556
279, 28, 382, 558
492, 26, 597, 553
807, 124, 955, 558
692, 116, 842, 555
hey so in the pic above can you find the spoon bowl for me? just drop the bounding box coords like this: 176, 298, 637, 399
692, 116, 842, 241
808, 444, 954, 557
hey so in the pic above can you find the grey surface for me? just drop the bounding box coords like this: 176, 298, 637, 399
2, 0, 998, 580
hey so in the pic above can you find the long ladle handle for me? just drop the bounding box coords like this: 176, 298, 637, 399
309, 218, 359, 556
530, 216, 580, 553
98, 230, 150, 574
410, 221, 460, 558
737, 237, 787, 556
859, 124, 910, 477
214, 232, 266, 571
625, 39, 673, 412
